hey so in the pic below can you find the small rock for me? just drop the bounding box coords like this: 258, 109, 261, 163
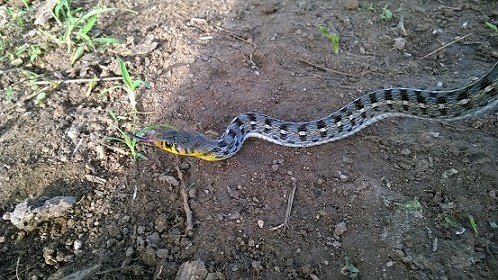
106, 238, 117, 248
155, 216, 168, 232
125, 246, 134, 257
137, 225, 145, 235
5, 196, 76, 231
342, 156, 354, 164
386, 261, 394, 267
400, 148, 412, 156
43, 247, 57, 266
228, 211, 241, 220
188, 188, 196, 198
251, 261, 263, 270
394, 249, 405, 257
176, 261, 208, 279
141, 245, 157, 267
146, 232, 161, 246
156, 248, 169, 259
10, 58, 23, 66
257, 220, 264, 228
334, 222, 347, 236
158, 175, 179, 187
344, 0, 359, 10
136, 236, 145, 247
271, 164, 279, 172
442, 168, 458, 179
73, 240, 83, 252
393, 38, 406, 50
489, 190, 496, 198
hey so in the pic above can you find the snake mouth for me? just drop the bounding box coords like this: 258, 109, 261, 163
125, 132, 155, 143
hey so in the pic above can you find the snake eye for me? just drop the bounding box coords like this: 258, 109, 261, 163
163, 141, 173, 149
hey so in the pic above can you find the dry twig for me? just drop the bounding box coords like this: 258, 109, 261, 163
174, 163, 194, 235
420, 33, 471, 59
215, 26, 259, 69
16, 256, 20, 280
271, 178, 297, 231
297, 58, 358, 77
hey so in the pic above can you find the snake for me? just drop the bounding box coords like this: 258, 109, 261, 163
129, 62, 498, 161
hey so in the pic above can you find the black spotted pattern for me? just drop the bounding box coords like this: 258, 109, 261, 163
264, 118, 272, 132
280, 123, 289, 139
297, 124, 308, 141
247, 113, 257, 129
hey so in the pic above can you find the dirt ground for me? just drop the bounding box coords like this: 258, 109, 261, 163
1, 0, 497, 279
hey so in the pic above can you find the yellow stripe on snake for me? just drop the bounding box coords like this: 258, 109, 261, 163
130, 63, 498, 161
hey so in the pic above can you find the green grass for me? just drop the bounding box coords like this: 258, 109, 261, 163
318, 25, 340, 54
107, 110, 147, 160
468, 215, 478, 235
403, 198, 422, 211
341, 256, 359, 276
380, 5, 393, 21
39, 0, 122, 64
107, 111, 172, 160
4, 86, 14, 101
444, 216, 466, 235
100, 56, 150, 119
485, 22, 498, 33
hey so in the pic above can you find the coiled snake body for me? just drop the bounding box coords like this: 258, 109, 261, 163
132, 63, 498, 161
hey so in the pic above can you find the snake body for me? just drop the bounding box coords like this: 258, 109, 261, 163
134, 63, 498, 161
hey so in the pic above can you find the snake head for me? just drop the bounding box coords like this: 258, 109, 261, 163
151, 129, 222, 161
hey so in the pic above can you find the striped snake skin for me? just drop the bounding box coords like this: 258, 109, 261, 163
131, 62, 498, 161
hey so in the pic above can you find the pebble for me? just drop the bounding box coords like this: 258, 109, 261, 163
125, 246, 134, 257
155, 216, 168, 232
136, 236, 145, 247
400, 148, 412, 156
146, 232, 161, 246
257, 220, 265, 228
228, 211, 241, 220
43, 247, 57, 265
248, 239, 255, 247
137, 225, 145, 235
106, 238, 117, 248
188, 188, 196, 198
271, 164, 279, 172
344, 0, 359, 10
442, 168, 458, 179
334, 221, 347, 236
386, 261, 394, 267
489, 190, 496, 198
73, 240, 82, 251
158, 174, 179, 187
141, 245, 157, 266
251, 261, 263, 270
393, 38, 406, 50
156, 248, 169, 259
342, 156, 354, 164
